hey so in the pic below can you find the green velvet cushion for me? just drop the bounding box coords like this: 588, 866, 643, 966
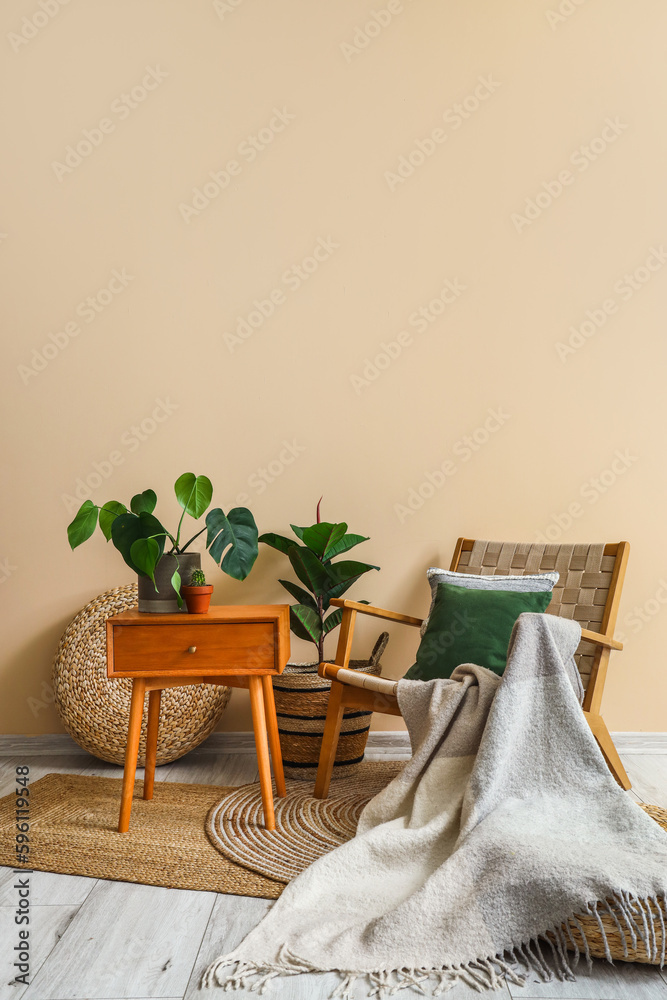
405, 582, 552, 681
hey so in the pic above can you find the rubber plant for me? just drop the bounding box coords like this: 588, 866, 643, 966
66, 473, 259, 603
259, 500, 379, 661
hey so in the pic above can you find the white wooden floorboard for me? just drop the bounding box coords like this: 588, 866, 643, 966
162, 753, 258, 788
507, 956, 667, 999
182, 893, 271, 999
619, 756, 667, 810
0, 868, 97, 908
21, 880, 215, 999
0, 904, 78, 1000
0, 754, 91, 797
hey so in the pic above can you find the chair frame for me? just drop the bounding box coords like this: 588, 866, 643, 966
313, 538, 630, 799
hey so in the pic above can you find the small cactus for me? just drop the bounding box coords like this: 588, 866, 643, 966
189, 568, 207, 587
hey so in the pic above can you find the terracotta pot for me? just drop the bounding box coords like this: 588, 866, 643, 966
181, 585, 214, 614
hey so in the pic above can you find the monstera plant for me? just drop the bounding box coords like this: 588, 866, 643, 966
260, 502, 379, 661
67, 473, 258, 609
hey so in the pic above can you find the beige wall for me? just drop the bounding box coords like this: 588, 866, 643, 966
3, 0, 666, 736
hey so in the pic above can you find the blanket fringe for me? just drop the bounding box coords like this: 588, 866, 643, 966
202, 894, 666, 996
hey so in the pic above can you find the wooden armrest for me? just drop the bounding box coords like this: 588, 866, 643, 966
319, 661, 399, 696
580, 629, 623, 651
330, 598, 423, 628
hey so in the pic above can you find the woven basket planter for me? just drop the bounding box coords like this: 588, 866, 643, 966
272, 633, 389, 781
52, 585, 231, 766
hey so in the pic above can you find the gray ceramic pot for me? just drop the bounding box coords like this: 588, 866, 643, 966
137, 552, 201, 613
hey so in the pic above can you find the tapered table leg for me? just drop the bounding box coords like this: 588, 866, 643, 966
262, 674, 286, 797
249, 675, 275, 830
143, 688, 161, 800
118, 678, 146, 833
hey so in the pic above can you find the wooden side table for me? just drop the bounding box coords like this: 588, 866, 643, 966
106, 605, 290, 833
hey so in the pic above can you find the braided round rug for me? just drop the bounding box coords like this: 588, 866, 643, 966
53, 585, 231, 766
205, 761, 403, 883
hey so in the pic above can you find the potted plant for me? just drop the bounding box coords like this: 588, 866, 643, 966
182, 568, 214, 614
259, 502, 387, 778
67, 473, 258, 612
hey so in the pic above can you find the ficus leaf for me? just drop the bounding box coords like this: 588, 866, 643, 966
322, 608, 343, 635
323, 532, 369, 561
289, 608, 317, 644
259, 532, 298, 556
278, 579, 319, 612
288, 547, 332, 598
301, 521, 347, 559
290, 604, 323, 644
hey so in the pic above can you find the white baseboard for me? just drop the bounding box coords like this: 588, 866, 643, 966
0, 731, 665, 757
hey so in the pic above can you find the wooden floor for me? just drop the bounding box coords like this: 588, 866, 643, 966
1, 750, 666, 1000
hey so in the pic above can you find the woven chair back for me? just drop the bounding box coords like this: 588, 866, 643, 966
453, 540, 619, 691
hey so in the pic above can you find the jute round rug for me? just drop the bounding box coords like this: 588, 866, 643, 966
206, 762, 403, 883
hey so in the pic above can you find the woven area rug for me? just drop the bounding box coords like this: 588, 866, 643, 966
206, 762, 403, 883
0, 773, 284, 898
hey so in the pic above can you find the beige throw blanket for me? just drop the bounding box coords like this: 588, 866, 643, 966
205, 613, 667, 996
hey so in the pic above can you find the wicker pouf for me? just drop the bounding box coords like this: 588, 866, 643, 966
53, 585, 231, 766
272, 633, 389, 780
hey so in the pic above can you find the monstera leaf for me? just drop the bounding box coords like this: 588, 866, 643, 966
205, 507, 259, 581
98, 501, 127, 541
175, 474, 213, 519
111, 512, 167, 575
67, 501, 99, 549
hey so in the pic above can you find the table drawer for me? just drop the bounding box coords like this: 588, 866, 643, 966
110, 622, 277, 675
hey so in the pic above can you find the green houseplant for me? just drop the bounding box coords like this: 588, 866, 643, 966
67, 473, 258, 612
259, 502, 386, 778
259, 502, 379, 661
181, 568, 214, 614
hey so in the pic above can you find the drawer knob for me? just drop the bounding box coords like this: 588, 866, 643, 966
188, 646, 197, 654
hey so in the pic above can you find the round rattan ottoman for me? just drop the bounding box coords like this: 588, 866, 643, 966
53, 585, 231, 766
